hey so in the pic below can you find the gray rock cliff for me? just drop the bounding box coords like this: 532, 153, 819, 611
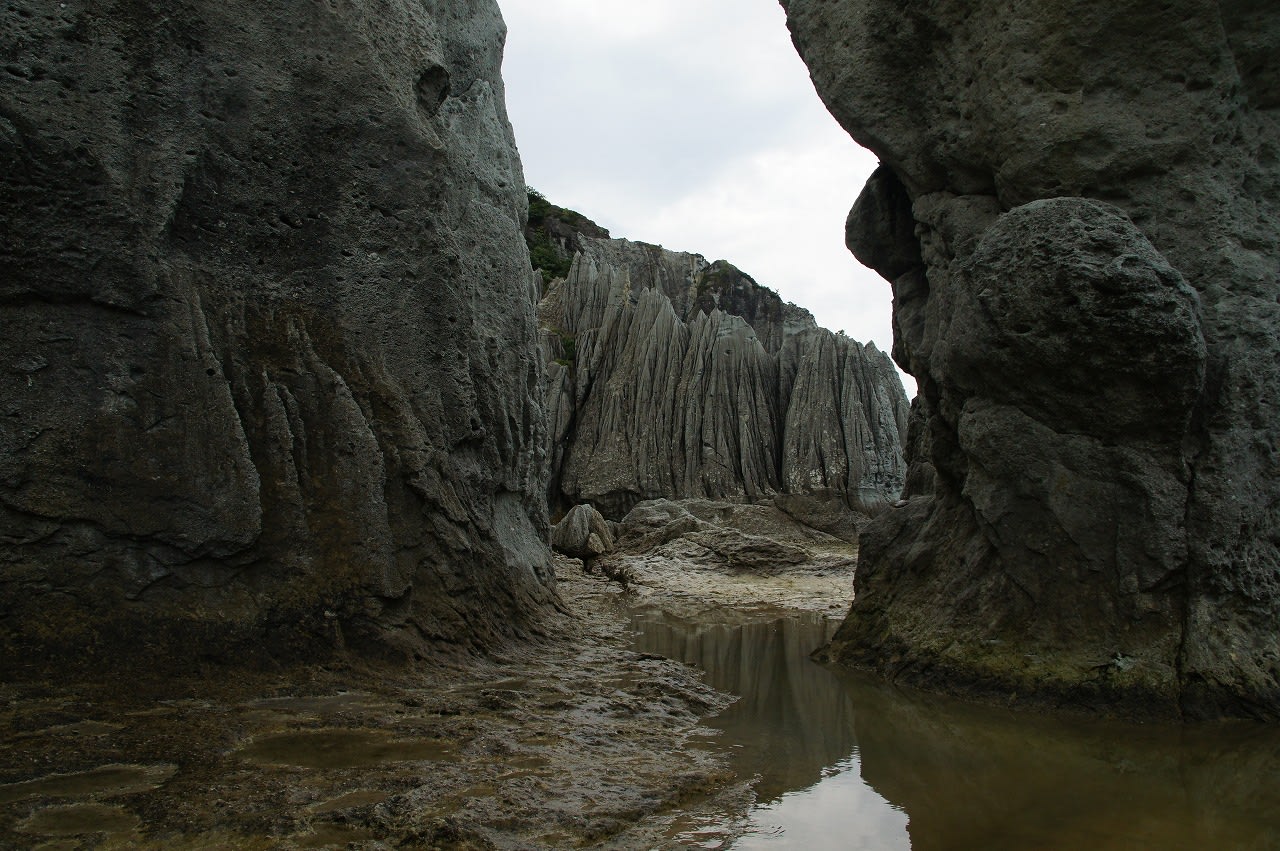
783, 0, 1280, 717
539, 235, 909, 520
0, 0, 556, 672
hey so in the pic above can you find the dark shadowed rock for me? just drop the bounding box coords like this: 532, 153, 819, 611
783, 0, 1280, 717
845, 164, 923, 283
0, 0, 556, 673
525, 191, 610, 284
770, 490, 870, 545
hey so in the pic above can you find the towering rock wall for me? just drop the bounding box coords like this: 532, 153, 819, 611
0, 0, 556, 673
539, 236, 909, 519
783, 0, 1280, 717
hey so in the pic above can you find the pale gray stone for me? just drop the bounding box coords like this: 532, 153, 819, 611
613, 498, 851, 574
551, 503, 615, 560
540, 236, 909, 520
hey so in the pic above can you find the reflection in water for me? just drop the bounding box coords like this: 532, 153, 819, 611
854, 686, 1280, 851
631, 611, 856, 801
630, 608, 1280, 850
16, 803, 140, 838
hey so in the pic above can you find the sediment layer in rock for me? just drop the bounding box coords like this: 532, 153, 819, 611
783, 0, 1280, 718
0, 0, 556, 672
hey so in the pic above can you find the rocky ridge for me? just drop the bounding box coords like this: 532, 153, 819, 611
536, 222, 910, 520
783, 0, 1280, 718
525, 189, 611, 284
0, 0, 556, 672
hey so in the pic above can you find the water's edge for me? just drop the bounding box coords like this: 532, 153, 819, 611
630, 606, 1280, 850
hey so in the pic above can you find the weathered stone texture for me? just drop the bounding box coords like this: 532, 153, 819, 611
609, 498, 853, 574
783, 0, 1280, 717
539, 237, 909, 520
0, 0, 556, 672
550, 503, 615, 562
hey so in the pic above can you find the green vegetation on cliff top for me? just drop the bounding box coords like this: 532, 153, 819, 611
525, 188, 607, 284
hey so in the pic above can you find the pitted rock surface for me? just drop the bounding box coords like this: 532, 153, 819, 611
783, 0, 1280, 717
0, 0, 556, 671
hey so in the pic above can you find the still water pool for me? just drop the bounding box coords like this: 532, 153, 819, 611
630, 609, 1280, 850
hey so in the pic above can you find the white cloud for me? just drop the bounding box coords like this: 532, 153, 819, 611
631, 133, 888, 338
500, 0, 916, 398
518, 0, 682, 41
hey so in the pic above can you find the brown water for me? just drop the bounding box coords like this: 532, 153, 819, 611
14, 803, 140, 838
631, 608, 1280, 850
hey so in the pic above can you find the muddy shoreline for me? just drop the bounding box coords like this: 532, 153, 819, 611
1, 551, 855, 849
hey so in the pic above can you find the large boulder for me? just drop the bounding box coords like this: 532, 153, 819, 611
783, 0, 1280, 717
0, 0, 556, 673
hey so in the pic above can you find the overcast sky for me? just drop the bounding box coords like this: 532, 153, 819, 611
499, 0, 915, 397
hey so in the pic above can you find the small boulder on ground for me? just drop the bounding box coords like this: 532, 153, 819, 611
551, 504, 615, 562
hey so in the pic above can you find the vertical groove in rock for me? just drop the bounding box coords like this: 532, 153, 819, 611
540, 236, 909, 520
0, 0, 557, 673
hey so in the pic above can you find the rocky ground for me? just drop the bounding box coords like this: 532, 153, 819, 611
597, 498, 858, 621
0, 504, 858, 850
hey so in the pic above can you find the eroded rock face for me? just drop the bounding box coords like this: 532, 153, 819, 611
783, 0, 1280, 717
539, 237, 909, 520
0, 0, 556, 672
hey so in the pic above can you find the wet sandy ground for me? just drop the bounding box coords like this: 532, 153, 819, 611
0, 552, 855, 850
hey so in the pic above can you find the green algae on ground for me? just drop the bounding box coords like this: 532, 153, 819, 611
0, 764, 177, 805
16, 803, 140, 837
235, 728, 455, 769
0, 561, 740, 848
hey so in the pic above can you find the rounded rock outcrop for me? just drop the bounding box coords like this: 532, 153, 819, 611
784, 0, 1280, 718
551, 504, 616, 562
